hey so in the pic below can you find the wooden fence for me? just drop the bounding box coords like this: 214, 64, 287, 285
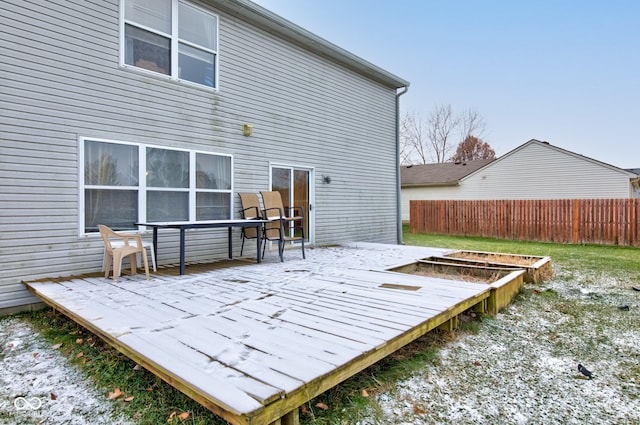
410, 199, 640, 247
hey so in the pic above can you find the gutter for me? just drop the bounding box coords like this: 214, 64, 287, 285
395, 85, 409, 244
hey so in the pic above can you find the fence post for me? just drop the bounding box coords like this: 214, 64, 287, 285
632, 199, 638, 247
572, 199, 580, 244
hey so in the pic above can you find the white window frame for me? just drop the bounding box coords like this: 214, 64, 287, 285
120, 0, 220, 90
78, 137, 233, 237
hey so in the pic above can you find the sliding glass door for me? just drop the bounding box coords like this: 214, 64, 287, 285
271, 165, 313, 243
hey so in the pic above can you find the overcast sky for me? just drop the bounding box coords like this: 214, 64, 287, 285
252, 0, 639, 169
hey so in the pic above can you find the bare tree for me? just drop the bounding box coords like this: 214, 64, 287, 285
450, 135, 496, 162
458, 108, 486, 141
426, 104, 460, 163
399, 117, 415, 166
400, 105, 489, 164
400, 111, 429, 165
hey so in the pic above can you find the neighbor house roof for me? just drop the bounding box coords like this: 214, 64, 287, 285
401, 159, 494, 187
460, 139, 638, 183
209, 0, 409, 89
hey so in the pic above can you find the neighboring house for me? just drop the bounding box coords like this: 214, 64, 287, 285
401, 139, 640, 222
627, 169, 640, 197
626, 168, 640, 198
0, 0, 409, 314
400, 159, 493, 221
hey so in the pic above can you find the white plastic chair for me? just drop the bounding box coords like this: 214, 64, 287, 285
101, 236, 157, 272
98, 225, 150, 281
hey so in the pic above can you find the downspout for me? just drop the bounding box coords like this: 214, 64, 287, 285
395, 85, 409, 244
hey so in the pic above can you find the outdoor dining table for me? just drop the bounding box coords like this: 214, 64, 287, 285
135, 219, 269, 275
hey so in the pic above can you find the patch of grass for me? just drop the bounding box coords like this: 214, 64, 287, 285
402, 225, 640, 280
538, 288, 558, 297
22, 308, 227, 425
458, 319, 482, 334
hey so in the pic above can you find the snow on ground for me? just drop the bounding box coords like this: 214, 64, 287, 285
0, 317, 134, 425
361, 266, 640, 425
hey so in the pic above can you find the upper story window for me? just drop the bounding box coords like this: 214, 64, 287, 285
122, 0, 218, 89
80, 138, 232, 234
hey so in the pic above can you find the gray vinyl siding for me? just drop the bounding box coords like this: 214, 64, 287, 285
460, 143, 631, 199
401, 142, 635, 220
0, 0, 401, 312
459, 142, 634, 199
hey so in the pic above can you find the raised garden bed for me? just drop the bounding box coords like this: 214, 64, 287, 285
438, 250, 553, 283
387, 260, 526, 315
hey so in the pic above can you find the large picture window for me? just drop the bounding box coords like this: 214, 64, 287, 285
81, 138, 232, 234
122, 0, 218, 88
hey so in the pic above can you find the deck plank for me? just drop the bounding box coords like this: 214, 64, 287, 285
161, 324, 305, 398
165, 318, 335, 385
118, 332, 266, 414
24, 244, 492, 425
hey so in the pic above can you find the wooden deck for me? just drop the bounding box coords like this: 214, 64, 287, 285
24, 243, 492, 425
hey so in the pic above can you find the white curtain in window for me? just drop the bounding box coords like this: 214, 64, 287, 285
125, 0, 172, 34
196, 153, 230, 189
178, 1, 217, 50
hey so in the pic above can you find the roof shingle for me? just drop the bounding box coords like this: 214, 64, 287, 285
401, 159, 494, 186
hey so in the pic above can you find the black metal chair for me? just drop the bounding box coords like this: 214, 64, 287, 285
260, 191, 305, 261
238, 193, 264, 257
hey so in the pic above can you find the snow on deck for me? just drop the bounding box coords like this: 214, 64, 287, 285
24, 243, 491, 425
